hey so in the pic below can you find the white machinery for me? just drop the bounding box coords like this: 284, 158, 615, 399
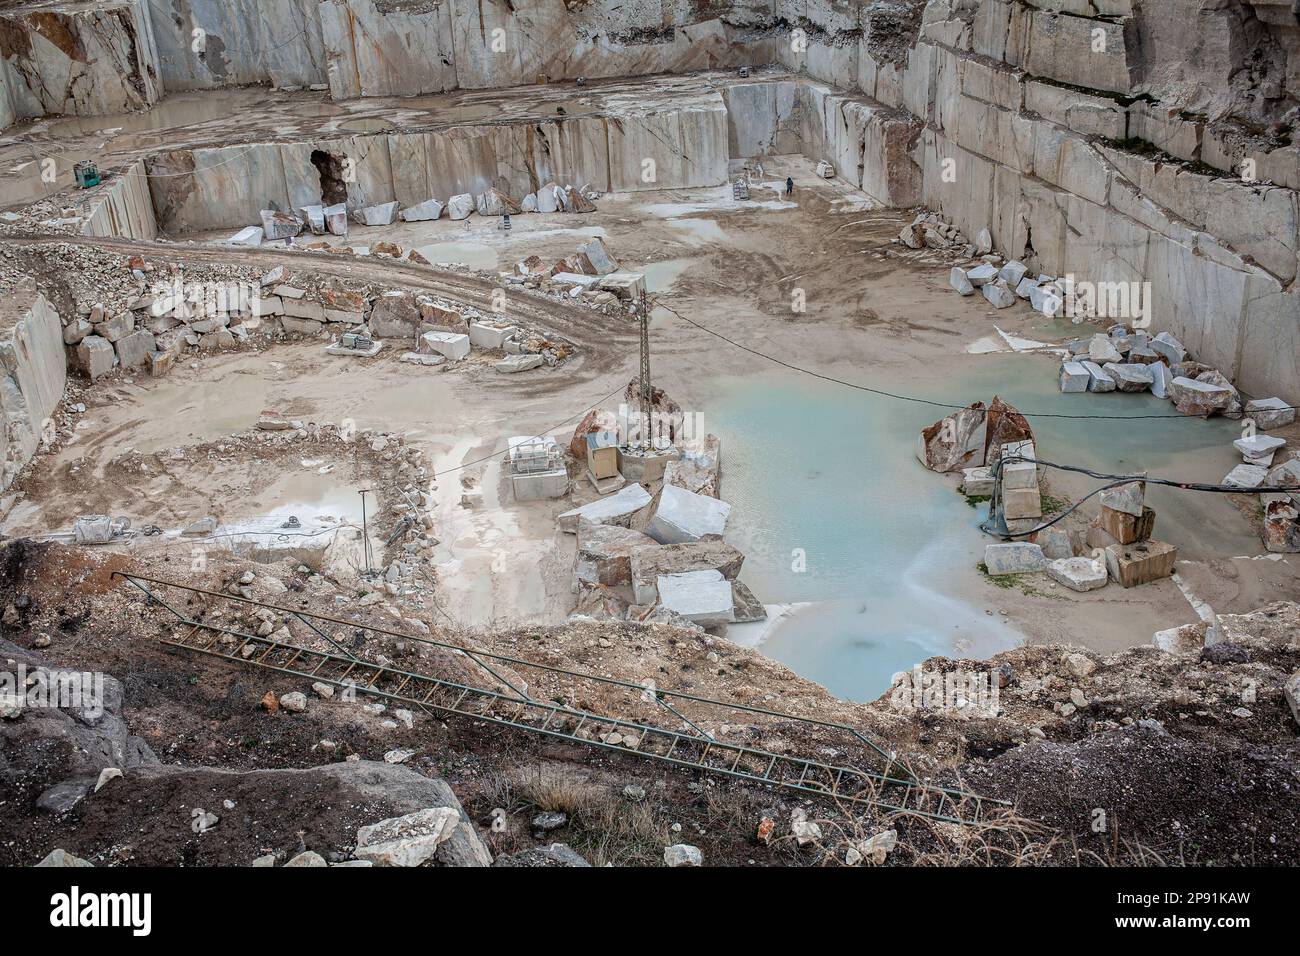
508, 435, 568, 500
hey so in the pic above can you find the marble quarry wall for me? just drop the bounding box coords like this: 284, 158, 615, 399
0, 289, 67, 492
0, 0, 775, 125
137, 0, 776, 100
140, 73, 928, 235
773, 0, 1300, 405
0, 0, 163, 122
142, 0, 328, 92
4, 0, 1297, 402
82, 161, 160, 241
144, 89, 734, 232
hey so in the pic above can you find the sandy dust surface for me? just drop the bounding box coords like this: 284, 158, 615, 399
5, 155, 1295, 691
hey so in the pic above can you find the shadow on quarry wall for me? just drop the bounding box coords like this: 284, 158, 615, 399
310, 149, 350, 206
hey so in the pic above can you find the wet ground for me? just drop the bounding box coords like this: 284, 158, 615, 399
3, 156, 1295, 701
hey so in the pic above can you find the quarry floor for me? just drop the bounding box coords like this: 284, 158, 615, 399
3, 157, 1295, 698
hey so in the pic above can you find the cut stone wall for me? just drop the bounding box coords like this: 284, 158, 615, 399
82, 160, 159, 241
143, 0, 327, 92
0, 288, 66, 492
137, 0, 777, 101
0, 0, 162, 121
0, 54, 15, 129
781, 0, 1300, 405
145, 88, 735, 232
320, 0, 456, 99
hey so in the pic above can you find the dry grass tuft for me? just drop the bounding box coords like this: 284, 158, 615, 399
514, 765, 604, 815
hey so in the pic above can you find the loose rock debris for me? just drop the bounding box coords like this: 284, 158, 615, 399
0, 5, 1298, 871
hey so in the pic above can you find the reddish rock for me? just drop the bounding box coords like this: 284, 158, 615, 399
569, 407, 618, 459
916, 401, 987, 473
261, 691, 279, 714
549, 255, 585, 276
516, 254, 545, 276
323, 290, 367, 311
564, 186, 597, 213
984, 396, 1034, 464
1263, 500, 1300, 553
621, 379, 683, 444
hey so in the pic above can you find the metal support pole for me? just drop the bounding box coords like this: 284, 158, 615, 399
359, 489, 374, 580
638, 289, 651, 446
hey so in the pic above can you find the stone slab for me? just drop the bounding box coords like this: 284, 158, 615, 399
984, 542, 1047, 575
655, 570, 734, 626
1104, 540, 1178, 588
1045, 557, 1108, 592
419, 331, 470, 361
557, 484, 653, 533
1059, 361, 1089, 393
630, 541, 745, 606
646, 484, 731, 545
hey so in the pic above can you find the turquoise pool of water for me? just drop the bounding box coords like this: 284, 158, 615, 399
710, 353, 1246, 701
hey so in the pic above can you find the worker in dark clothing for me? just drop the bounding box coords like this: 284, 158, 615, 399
785, 176, 794, 196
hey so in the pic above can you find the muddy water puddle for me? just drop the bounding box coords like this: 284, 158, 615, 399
714, 352, 1247, 700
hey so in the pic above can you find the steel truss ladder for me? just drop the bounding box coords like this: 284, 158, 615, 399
114, 571, 1007, 826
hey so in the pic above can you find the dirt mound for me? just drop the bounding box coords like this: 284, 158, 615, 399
966, 726, 1299, 865
4, 757, 486, 867
2, 537, 1297, 866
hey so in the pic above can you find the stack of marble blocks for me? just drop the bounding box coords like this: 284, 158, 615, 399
998, 440, 1041, 535
1084, 477, 1178, 588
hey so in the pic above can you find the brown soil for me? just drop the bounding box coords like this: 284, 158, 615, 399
2, 538, 1297, 867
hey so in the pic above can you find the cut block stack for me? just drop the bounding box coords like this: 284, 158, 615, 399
998, 439, 1041, 536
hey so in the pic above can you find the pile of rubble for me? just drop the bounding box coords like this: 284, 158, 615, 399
1223, 429, 1300, 554
934, 219, 1154, 323
1054, 325, 1279, 420
950, 257, 1067, 315
897, 211, 971, 254
900, 213, 1067, 317
982, 466, 1177, 593
41, 248, 577, 380
1054, 325, 1300, 548
507, 237, 645, 316
1052, 324, 1300, 551
361, 287, 575, 373
233, 181, 600, 246
548, 387, 763, 630
277, 233, 637, 324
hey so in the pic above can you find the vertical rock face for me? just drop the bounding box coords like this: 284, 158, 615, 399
81, 160, 159, 240
446, 0, 768, 91
133, 0, 776, 103
143, 0, 327, 92
0, 52, 15, 129
0, 0, 162, 119
823, 0, 1300, 406
0, 289, 66, 492
143, 83, 734, 232
320, 0, 457, 99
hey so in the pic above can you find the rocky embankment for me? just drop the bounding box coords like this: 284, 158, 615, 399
1, 537, 1296, 866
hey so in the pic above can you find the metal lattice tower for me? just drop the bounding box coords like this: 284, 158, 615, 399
638, 289, 651, 445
